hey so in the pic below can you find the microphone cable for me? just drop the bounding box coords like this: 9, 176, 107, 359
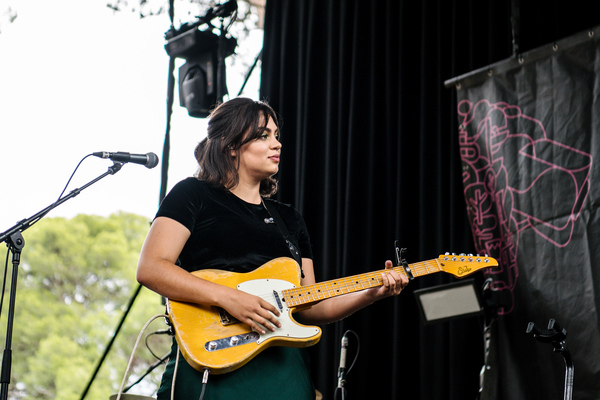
56, 154, 92, 201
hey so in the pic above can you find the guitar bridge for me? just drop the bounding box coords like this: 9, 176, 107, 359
205, 331, 261, 352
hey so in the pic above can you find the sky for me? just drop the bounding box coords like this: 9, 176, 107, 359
0, 0, 262, 233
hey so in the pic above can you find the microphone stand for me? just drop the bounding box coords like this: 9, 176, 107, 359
0, 162, 123, 400
526, 318, 573, 400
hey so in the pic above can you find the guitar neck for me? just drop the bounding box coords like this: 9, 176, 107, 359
282, 259, 441, 308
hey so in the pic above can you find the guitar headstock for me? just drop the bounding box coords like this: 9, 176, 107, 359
437, 253, 498, 278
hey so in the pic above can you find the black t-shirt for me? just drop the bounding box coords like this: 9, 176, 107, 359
156, 177, 313, 273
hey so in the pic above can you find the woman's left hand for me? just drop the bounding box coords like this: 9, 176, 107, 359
370, 260, 409, 300
298, 259, 409, 324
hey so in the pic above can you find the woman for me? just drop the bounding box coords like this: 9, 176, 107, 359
137, 97, 408, 399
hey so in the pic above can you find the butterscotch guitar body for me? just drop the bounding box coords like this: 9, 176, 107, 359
167, 258, 322, 375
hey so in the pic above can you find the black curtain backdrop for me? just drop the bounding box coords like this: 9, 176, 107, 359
259, 1, 600, 400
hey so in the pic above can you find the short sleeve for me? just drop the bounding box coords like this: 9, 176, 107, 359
155, 178, 204, 232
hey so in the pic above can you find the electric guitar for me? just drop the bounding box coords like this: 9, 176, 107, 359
167, 254, 498, 374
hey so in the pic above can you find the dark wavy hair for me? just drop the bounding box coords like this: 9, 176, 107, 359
194, 97, 280, 197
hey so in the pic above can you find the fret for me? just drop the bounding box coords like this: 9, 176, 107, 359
411, 262, 424, 277
330, 279, 343, 297
349, 274, 365, 291
364, 271, 381, 288
309, 285, 319, 301
313, 282, 326, 300
323, 281, 335, 298
297, 286, 310, 303
421, 260, 431, 274
417, 262, 427, 277
356, 275, 367, 290
284, 288, 298, 307
341, 277, 352, 294
322, 282, 332, 298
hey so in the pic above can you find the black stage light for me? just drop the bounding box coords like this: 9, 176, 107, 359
178, 44, 217, 118
164, 1, 237, 118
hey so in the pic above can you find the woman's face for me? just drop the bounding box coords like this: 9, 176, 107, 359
236, 116, 281, 183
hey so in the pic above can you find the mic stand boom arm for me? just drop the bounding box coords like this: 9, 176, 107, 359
0, 162, 123, 400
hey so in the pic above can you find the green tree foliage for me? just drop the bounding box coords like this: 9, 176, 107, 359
1, 213, 171, 400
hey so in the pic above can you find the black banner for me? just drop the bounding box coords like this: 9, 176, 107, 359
449, 27, 600, 399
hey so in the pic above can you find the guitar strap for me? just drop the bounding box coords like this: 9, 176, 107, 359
262, 199, 305, 278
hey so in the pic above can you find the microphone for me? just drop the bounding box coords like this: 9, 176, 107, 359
337, 334, 349, 389
93, 151, 159, 169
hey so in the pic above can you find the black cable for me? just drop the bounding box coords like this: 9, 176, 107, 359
344, 330, 360, 375
56, 154, 92, 200
237, 48, 262, 97
198, 369, 210, 400
159, 55, 175, 204
123, 352, 170, 393
144, 329, 172, 361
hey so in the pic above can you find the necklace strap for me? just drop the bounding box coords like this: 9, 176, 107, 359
261, 199, 305, 278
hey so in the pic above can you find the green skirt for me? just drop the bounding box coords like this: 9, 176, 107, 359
157, 339, 316, 400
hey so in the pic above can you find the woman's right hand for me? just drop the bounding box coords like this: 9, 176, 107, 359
217, 287, 282, 334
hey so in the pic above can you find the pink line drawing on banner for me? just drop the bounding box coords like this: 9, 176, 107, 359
457, 99, 592, 314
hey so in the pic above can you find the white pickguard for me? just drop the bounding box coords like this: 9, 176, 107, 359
237, 278, 320, 344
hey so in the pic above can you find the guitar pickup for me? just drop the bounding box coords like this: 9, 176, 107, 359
273, 290, 283, 311
206, 332, 261, 352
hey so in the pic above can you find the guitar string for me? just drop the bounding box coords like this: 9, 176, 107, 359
284, 260, 490, 306
254, 258, 492, 307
